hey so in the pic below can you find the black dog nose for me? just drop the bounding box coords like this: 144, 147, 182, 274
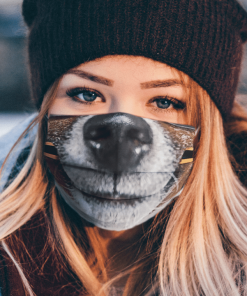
83, 113, 153, 172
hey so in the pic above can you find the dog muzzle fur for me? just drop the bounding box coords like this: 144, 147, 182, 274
44, 113, 196, 231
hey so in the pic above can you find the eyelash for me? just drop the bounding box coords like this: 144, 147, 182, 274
149, 96, 185, 113
66, 87, 186, 112
66, 87, 104, 104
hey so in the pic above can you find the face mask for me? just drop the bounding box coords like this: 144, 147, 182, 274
44, 113, 196, 231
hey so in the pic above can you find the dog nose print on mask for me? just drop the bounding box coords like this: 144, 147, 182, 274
44, 113, 196, 231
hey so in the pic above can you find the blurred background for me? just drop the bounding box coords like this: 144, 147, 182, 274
0, 0, 247, 137
0, 0, 33, 137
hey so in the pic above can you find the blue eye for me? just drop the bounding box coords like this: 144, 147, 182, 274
66, 88, 102, 103
153, 97, 185, 110
77, 91, 98, 102
155, 99, 171, 109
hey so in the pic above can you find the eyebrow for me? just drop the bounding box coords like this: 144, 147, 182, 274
140, 79, 183, 89
66, 69, 183, 89
66, 69, 114, 86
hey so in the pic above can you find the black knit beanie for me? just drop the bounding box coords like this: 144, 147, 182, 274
22, 0, 247, 119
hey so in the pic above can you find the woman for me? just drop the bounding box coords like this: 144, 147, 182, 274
1, 0, 247, 295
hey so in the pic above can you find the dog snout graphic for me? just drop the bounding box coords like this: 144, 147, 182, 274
83, 113, 153, 172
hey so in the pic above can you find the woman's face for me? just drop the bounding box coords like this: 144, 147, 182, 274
46, 55, 195, 233
49, 55, 187, 124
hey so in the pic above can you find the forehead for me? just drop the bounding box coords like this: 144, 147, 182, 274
65, 55, 181, 82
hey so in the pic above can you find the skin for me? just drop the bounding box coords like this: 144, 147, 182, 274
49, 55, 188, 282
49, 55, 187, 124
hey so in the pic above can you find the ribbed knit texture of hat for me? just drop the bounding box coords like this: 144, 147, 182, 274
22, 0, 247, 119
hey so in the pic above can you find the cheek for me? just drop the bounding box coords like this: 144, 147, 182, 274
143, 109, 188, 125
176, 111, 188, 125
48, 98, 67, 115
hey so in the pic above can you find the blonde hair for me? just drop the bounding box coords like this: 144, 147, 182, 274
1, 70, 247, 296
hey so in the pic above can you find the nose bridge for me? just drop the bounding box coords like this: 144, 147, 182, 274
108, 91, 140, 115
